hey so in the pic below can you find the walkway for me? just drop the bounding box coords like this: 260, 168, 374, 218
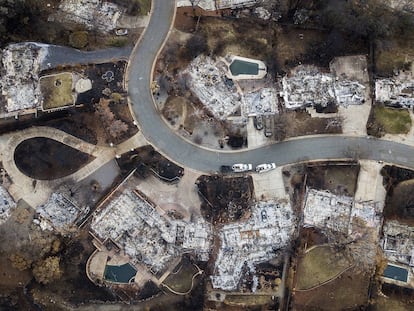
0, 126, 115, 207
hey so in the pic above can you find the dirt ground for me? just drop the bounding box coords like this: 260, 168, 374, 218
196, 174, 254, 224
14, 137, 95, 180
275, 110, 342, 141
372, 283, 414, 310
162, 96, 247, 150
295, 246, 353, 290
375, 36, 414, 77
299, 227, 328, 249
116, 145, 184, 181
292, 266, 370, 311
163, 256, 199, 294
306, 162, 360, 196
381, 165, 414, 225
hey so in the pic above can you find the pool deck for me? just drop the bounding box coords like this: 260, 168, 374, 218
223, 55, 267, 81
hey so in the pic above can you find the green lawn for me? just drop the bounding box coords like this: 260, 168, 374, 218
374, 106, 412, 135
40, 73, 74, 110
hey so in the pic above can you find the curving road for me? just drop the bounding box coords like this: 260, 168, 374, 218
127, 0, 414, 173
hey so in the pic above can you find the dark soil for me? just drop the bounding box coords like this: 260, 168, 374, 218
299, 227, 328, 249
381, 165, 414, 224
306, 162, 360, 196
117, 145, 184, 182
381, 283, 414, 303
14, 137, 95, 180
196, 174, 254, 223
40, 109, 99, 145
74, 62, 127, 106
381, 165, 414, 191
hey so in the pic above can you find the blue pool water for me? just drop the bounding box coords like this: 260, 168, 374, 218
383, 264, 408, 282
104, 263, 137, 283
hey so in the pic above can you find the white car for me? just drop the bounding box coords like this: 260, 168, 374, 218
255, 163, 276, 173
232, 163, 253, 172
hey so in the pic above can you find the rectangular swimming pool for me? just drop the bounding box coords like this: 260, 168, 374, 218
383, 264, 408, 282
229, 60, 259, 76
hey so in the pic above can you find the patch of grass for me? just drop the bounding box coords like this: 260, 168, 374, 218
135, 0, 151, 15
163, 260, 198, 293
40, 72, 74, 110
373, 106, 412, 135
224, 294, 272, 306
107, 37, 129, 47
296, 246, 352, 290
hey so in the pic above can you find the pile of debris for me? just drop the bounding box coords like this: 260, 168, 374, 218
303, 188, 383, 268
51, 0, 124, 32
0, 185, 16, 225
185, 55, 241, 120
243, 88, 278, 116
211, 201, 295, 291
91, 189, 212, 273
282, 65, 366, 109
304, 188, 382, 235
177, 0, 258, 11
0, 43, 48, 114
375, 77, 414, 108
381, 221, 414, 267
35, 192, 85, 232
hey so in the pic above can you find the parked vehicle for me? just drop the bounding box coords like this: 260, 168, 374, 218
115, 29, 128, 36
232, 163, 253, 172
264, 116, 273, 137
255, 163, 277, 173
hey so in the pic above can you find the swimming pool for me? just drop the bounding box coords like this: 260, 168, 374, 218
229, 59, 259, 76
104, 263, 137, 283
383, 264, 408, 282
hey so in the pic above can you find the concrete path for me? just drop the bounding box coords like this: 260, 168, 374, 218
0, 126, 115, 207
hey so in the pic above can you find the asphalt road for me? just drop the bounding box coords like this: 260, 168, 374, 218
127, 0, 414, 173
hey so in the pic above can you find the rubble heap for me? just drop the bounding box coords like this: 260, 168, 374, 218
36, 192, 84, 232
375, 78, 414, 107
185, 55, 241, 120
243, 88, 278, 116
0, 43, 48, 113
53, 0, 123, 32
91, 189, 212, 274
282, 65, 366, 109
0, 185, 16, 225
304, 188, 382, 235
304, 189, 354, 233
211, 201, 295, 291
382, 221, 414, 267
177, 0, 257, 10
